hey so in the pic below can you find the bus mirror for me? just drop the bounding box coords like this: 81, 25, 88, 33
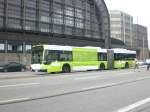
43, 61, 47, 64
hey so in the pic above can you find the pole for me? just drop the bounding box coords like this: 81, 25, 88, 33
143, 36, 145, 60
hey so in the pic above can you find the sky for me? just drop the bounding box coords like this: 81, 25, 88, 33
104, 0, 150, 49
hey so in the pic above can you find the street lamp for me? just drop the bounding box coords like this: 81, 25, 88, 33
143, 36, 145, 60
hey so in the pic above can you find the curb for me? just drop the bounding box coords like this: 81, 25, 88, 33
0, 73, 49, 80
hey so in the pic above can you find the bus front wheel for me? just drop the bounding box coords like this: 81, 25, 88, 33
62, 64, 71, 73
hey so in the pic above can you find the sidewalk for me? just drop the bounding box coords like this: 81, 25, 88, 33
0, 71, 47, 80
0, 67, 148, 80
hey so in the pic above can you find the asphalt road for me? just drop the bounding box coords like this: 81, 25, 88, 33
0, 68, 150, 112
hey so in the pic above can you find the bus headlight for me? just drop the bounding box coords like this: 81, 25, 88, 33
51, 62, 60, 66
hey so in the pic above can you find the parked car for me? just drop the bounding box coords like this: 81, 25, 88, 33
0, 62, 26, 72
137, 60, 145, 65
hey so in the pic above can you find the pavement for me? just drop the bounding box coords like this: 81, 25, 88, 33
0, 71, 47, 80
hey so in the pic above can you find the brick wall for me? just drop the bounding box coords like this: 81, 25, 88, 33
0, 53, 31, 67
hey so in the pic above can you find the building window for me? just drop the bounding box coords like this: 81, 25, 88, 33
76, 0, 84, 8
40, 15, 50, 23
93, 32, 100, 39
91, 23, 99, 32
75, 28, 83, 36
53, 3, 63, 14
65, 17, 74, 27
0, 17, 3, 27
7, 0, 21, 29
39, 9, 51, 23
65, 26, 73, 35
85, 30, 91, 37
75, 9, 84, 19
7, 18, 21, 29
7, 0, 21, 18
86, 12, 90, 21
39, 23, 50, 32
54, 0, 63, 3
0, 0, 4, 17
24, 0, 36, 8
40, 0, 50, 11
25, 8, 36, 21
53, 14, 63, 25
85, 21, 91, 30
86, 0, 91, 11
24, 21, 36, 31
65, 7, 74, 17
76, 19, 83, 28
53, 25, 62, 34
65, 0, 73, 6
18, 45, 23, 52
91, 14, 96, 22
24, 0, 36, 21
0, 43, 4, 51
8, 44, 23, 53
26, 45, 31, 53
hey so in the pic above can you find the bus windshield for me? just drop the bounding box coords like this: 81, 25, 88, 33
32, 46, 43, 64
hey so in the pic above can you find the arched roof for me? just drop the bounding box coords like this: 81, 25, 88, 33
94, 0, 110, 48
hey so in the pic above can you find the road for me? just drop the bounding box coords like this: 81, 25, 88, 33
0, 68, 150, 112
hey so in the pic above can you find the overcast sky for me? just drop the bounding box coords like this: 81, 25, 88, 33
104, 0, 150, 49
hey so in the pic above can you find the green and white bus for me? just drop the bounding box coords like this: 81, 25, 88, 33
31, 45, 136, 73
113, 48, 136, 69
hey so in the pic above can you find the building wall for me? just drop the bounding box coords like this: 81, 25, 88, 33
133, 24, 148, 49
0, 53, 31, 66
132, 24, 149, 60
109, 10, 133, 49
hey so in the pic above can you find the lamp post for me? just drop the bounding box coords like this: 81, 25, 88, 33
143, 36, 145, 60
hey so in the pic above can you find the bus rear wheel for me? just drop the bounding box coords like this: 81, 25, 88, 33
62, 64, 71, 73
125, 63, 129, 69
99, 64, 105, 70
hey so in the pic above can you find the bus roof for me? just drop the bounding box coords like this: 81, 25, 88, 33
83, 46, 107, 53
42, 45, 108, 53
112, 48, 136, 54
34, 45, 135, 54
44, 45, 73, 51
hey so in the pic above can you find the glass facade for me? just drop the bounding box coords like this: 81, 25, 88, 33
0, 0, 108, 40
0, 0, 4, 28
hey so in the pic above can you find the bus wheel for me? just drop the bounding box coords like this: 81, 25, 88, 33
125, 63, 129, 69
62, 64, 71, 73
99, 64, 105, 70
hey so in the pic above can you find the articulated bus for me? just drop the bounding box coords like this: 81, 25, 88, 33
31, 45, 136, 73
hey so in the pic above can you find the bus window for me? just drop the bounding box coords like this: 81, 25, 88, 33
127, 54, 136, 60
98, 53, 107, 61
114, 53, 124, 60
44, 50, 73, 62
59, 51, 72, 61
44, 50, 59, 63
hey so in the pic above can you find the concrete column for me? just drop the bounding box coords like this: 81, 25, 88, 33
4, 40, 8, 64
22, 42, 27, 65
